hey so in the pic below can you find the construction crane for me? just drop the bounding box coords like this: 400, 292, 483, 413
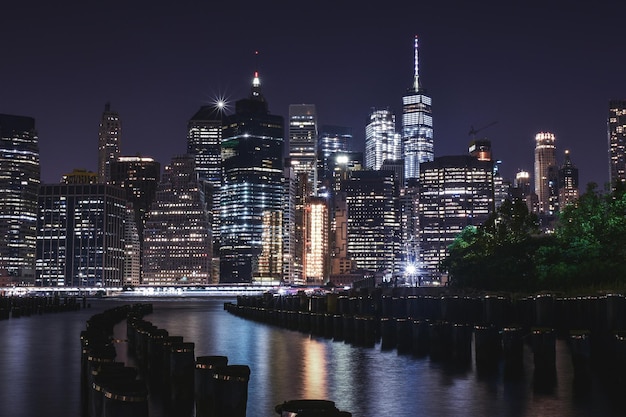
469, 121, 498, 139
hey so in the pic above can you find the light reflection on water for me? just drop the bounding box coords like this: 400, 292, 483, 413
0, 296, 622, 417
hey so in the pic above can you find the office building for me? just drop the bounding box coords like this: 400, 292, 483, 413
318, 125, 351, 194
289, 104, 318, 193
402, 36, 433, 182
220, 71, 284, 284
419, 156, 494, 279
36, 180, 126, 287
109, 156, 160, 245
142, 155, 211, 285
609, 99, 626, 187
365, 109, 401, 171
304, 196, 329, 284
345, 170, 401, 278
0, 114, 40, 285
187, 104, 223, 252
534, 132, 557, 215
98, 103, 121, 183
558, 150, 579, 208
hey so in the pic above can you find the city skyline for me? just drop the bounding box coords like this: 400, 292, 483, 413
3, 1, 626, 189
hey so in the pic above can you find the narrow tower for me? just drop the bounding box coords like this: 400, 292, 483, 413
402, 35, 433, 183
98, 103, 121, 183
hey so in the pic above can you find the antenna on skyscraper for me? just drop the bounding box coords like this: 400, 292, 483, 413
413, 35, 420, 91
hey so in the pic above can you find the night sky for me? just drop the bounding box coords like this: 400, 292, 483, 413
3, 1, 625, 189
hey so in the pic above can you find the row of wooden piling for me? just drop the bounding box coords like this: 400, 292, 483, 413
126, 314, 252, 417
226, 291, 626, 392
0, 294, 84, 319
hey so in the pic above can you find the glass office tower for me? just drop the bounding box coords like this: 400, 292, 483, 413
0, 114, 40, 285
402, 36, 433, 182
220, 71, 285, 284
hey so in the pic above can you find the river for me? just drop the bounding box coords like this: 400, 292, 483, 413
0, 296, 622, 417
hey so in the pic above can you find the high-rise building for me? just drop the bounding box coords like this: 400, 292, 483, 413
36, 181, 126, 287
304, 196, 328, 284
419, 155, 494, 279
220, 71, 284, 284
365, 109, 401, 171
142, 155, 212, 285
318, 125, 351, 194
534, 132, 557, 215
123, 203, 141, 286
608, 99, 626, 187
558, 150, 579, 208
98, 103, 121, 183
187, 104, 223, 253
109, 156, 160, 244
345, 170, 401, 278
0, 114, 40, 285
289, 104, 318, 193
402, 36, 433, 182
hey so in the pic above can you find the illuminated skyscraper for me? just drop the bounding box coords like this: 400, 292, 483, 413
187, 105, 223, 247
419, 156, 494, 278
304, 197, 328, 284
0, 114, 40, 284
365, 109, 401, 171
608, 99, 626, 187
220, 71, 284, 284
402, 36, 433, 182
534, 132, 557, 214
289, 104, 318, 193
318, 125, 351, 194
345, 170, 401, 277
142, 155, 211, 285
36, 180, 126, 287
98, 103, 121, 183
110, 156, 160, 245
558, 150, 579, 208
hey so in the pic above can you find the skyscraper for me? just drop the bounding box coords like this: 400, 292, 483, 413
345, 170, 401, 278
365, 109, 401, 171
558, 150, 579, 208
608, 99, 626, 187
0, 114, 40, 285
220, 71, 284, 284
289, 104, 318, 193
402, 36, 433, 182
187, 105, 223, 248
36, 180, 126, 287
304, 196, 328, 284
318, 125, 351, 194
98, 103, 121, 183
142, 155, 212, 285
419, 156, 494, 279
534, 132, 557, 215
109, 156, 160, 245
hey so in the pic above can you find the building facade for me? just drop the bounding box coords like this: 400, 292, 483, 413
345, 170, 401, 279
419, 155, 494, 279
558, 150, 579, 208
36, 182, 126, 287
219, 72, 284, 284
142, 155, 212, 285
98, 103, 121, 183
402, 35, 433, 183
289, 104, 318, 193
534, 132, 557, 215
365, 109, 401, 171
608, 99, 626, 187
0, 114, 40, 285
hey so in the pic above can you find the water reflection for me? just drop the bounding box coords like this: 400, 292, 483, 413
0, 297, 623, 417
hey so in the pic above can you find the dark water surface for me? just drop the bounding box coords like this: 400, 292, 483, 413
0, 296, 622, 417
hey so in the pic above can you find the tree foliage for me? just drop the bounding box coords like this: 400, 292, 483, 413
442, 183, 626, 292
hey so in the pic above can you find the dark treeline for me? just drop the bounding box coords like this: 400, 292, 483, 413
442, 183, 626, 293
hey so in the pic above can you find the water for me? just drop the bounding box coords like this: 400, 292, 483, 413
0, 296, 622, 417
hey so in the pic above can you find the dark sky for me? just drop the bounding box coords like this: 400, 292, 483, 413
2, 0, 625, 188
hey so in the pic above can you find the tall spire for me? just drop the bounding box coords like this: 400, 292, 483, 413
413, 35, 420, 92
251, 50, 264, 101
